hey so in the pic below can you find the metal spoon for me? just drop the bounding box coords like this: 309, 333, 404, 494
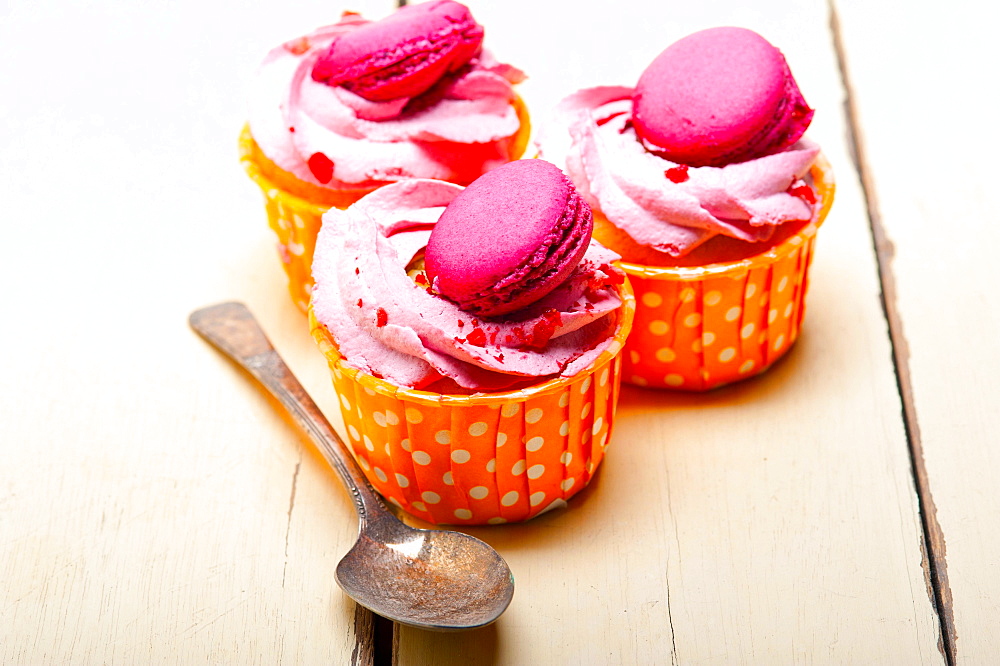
189, 302, 514, 631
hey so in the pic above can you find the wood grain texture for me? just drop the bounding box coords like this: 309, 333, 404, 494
392, 0, 944, 662
0, 1, 397, 663
833, 0, 1000, 662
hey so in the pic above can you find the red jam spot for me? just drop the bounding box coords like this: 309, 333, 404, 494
665, 165, 689, 183
619, 119, 633, 135
493, 353, 505, 363
288, 126, 296, 133
489, 328, 498, 345
596, 111, 628, 127
355, 267, 360, 275
284, 37, 311, 55
357, 299, 363, 307
376, 308, 388, 327
414, 273, 428, 286
466, 327, 487, 347
457, 320, 464, 328
308, 152, 334, 184
788, 183, 817, 205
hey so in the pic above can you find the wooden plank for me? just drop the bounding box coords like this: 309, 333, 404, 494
392, 0, 944, 662
0, 1, 397, 663
833, 0, 1000, 662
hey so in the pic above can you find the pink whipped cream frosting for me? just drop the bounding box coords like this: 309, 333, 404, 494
537, 87, 820, 257
311, 179, 625, 391
247, 13, 526, 190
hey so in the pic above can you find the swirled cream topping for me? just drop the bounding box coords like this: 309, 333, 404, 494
311, 180, 625, 391
538, 87, 819, 258
247, 13, 526, 191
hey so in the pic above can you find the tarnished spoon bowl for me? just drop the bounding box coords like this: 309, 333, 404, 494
190, 302, 513, 630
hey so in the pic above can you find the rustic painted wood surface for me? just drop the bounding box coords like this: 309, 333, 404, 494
834, 1, 1000, 662
1, 0, 996, 663
0, 1, 396, 663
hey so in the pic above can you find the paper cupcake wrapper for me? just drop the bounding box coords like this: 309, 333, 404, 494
308, 284, 635, 525
239, 126, 371, 313
619, 156, 836, 391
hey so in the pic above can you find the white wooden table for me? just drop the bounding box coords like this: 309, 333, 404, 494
2, 0, 996, 663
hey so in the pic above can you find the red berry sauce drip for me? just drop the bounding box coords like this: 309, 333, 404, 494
376, 307, 388, 327
787, 183, 817, 205
596, 110, 628, 127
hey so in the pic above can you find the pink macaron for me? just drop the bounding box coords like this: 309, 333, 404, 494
632, 26, 813, 167
311, 0, 484, 102
424, 159, 594, 318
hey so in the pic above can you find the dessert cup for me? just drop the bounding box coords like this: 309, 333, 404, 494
308, 283, 635, 525
612, 155, 834, 391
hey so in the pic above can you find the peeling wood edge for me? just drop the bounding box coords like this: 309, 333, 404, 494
828, 1, 956, 662
352, 603, 377, 666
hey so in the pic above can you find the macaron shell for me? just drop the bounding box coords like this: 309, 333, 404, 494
311, 0, 484, 102
465, 190, 592, 316
632, 26, 813, 166
425, 159, 593, 317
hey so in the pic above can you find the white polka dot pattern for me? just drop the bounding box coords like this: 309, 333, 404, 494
308, 285, 636, 525
615, 160, 832, 390
621, 221, 821, 390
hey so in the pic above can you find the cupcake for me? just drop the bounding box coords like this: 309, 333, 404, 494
538, 27, 835, 391
241, 1, 531, 311
308, 159, 634, 525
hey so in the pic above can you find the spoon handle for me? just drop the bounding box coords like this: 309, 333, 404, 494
189, 301, 384, 525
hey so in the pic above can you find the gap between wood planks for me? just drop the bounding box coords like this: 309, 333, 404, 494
827, 1, 956, 663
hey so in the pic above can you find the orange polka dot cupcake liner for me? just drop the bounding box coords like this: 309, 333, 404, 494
307, 285, 635, 525
620, 156, 835, 391
239, 126, 374, 313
